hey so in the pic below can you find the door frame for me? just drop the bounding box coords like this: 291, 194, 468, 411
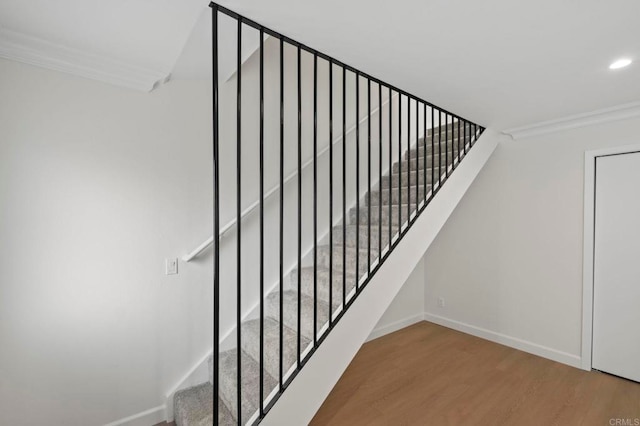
582, 143, 640, 371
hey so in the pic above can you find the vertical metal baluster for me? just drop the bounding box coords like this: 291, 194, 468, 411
473, 124, 478, 145
431, 106, 434, 198
415, 99, 419, 214
398, 94, 402, 236
296, 45, 302, 369
258, 27, 265, 416
210, 5, 220, 422
406, 96, 410, 226
328, 60, 334, 326
451, 115, 455, 170
313, 53, 318, 345
367, 79, 371, 275
457, 118, 461, 166
378, 83, 382, 258
235, 18, 242, 425
423, 103, 427, 204
438, 109, 442, 188
278, 37, 284, 391
355, 72, 360, 291
342, 67, 346, 308
445, 113, 448, 178
388, 88, 392, 247
464, 120, 468, 154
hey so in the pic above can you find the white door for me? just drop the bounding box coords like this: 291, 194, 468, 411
593, 151, 640, 382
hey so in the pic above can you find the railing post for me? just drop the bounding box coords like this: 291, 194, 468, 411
328, 60, 334, 326
415, 99, 419, 214
210, 4, 220, 423
258, 26, 265, 417
423, 103, 427, 203
355, 72, 360, 291
367, 79, 371, 274
388, 87, 392, 248
278, 37, 284, 391
431, 106, 435, 199
235, 17, 242, 425
313, 53, 318, 345
398, 93, 402, 236
378, 83, 382, 259
296, 44, 302, 369
342, 66, 346, 309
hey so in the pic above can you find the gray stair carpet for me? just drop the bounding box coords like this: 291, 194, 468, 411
173, 123, 470, 425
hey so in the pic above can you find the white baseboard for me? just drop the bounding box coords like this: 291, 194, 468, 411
366, 314, 425, 342
102, 405, 166, 426
423, 312, 582, 369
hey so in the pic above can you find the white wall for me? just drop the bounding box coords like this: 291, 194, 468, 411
368, 258, 424, 340
422, 114, 640, 366
0, 58, 213, 425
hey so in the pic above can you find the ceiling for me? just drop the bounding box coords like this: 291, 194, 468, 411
2, 0, 640, 130
0, 0, 207, 90
210, 0, 640, 131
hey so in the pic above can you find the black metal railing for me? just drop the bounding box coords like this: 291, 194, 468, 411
211, 3, 485, 424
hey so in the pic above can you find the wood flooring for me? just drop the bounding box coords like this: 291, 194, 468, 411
310, 321, 640, 426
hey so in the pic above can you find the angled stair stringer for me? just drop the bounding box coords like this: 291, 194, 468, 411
261, 129, 502, 426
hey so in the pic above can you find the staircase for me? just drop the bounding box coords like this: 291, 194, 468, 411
173, 122, 478, 425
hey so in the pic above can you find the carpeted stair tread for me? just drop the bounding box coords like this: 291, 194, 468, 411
217, 397, 235, 426
427, 122, 472, 136
393, 156, 457, 173
316, 244, 378, 276
350, 203, 420, 226
219, 348, 277, 423
366, 184, 432, 206
174, 383, 215, 426
241, 317, 307, 380
290, 266, 358, 309
333, 224, 391, 248
404, 144, 468, 161
265, 289, 329, 340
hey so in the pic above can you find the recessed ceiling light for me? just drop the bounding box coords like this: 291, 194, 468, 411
609, 58, 632, 70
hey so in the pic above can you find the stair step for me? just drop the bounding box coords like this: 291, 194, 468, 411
350, 203, 419, 226
381, 170, 444, 188
366, 184, 432, 206
422, 131, 472, 144
333, 224, 391, 248
405, 143, 469, 160
393, 155, 457, 173
317, 244, 378, 275
241, 317, 307, 382
290, 266, 358, 308
415, 132, 472, 149
217, 397, 235, 426
174, 383, 218, 426
219, 348, 277, 423
265, 290, 329, 340
427, 122, 472, 136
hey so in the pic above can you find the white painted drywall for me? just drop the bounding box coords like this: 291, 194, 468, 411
0, 57, 213, 425
368, 258, 425, 341
423, 114, 640, 365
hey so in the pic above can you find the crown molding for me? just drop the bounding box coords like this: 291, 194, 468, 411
504, 101, 640, 140
0, 26, 169, 92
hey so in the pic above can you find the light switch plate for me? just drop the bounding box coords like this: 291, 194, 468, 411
166, 258, 178, 275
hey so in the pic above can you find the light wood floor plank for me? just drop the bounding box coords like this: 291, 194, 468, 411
311, 321, 640, 425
